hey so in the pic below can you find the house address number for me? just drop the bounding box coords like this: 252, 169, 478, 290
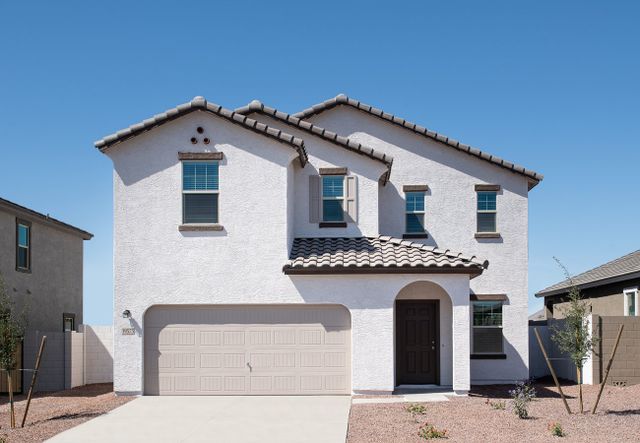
121, 328, 135, 336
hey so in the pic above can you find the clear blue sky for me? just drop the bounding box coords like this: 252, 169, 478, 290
1, 1, 638, 324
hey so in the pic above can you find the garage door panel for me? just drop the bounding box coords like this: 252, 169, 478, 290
144, 305, 351, 396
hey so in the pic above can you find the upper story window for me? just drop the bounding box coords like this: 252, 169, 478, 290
322, 175, 345, 222
310, 168, 357, 227
477, 190, 497, 233
182, 161, 219, 224
405, 191, 425, 234
16, 219, 31, 272
472, 301, 503, 354
624, 288, 638, 316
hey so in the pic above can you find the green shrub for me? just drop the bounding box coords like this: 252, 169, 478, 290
418, 423, 448, 440
405, 403, 427, 415
485, 399, 506, 410
548, 422, 566, 437
509, 380, 536, 419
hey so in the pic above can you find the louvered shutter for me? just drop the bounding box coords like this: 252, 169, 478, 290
345, 175, 357, 223
309, 175, 320, 223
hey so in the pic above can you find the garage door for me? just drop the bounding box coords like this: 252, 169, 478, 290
144, 305, 351, 395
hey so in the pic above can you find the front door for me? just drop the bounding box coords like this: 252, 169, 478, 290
396, 300, 439, 385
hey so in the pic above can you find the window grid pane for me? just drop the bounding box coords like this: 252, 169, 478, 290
473, 302, 503, 326
477, 192, 496, 211
322, 176, 344, 198
183, 161, 219, 191
405, 192, 425, 212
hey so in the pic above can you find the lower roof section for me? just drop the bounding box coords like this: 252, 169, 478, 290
283, 236, 488, 277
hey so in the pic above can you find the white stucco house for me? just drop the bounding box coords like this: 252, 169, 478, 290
95, 94, 542, 396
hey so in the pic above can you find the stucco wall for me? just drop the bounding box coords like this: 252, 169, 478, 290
308, 106, 531, 383
0, 209, 84, 332
245, 113, 387, 238
106, 111, 476, 394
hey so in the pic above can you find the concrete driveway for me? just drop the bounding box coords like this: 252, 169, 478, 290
46, 395, 351, 443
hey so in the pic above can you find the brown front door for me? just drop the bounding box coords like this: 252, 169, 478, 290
396, 300, 439, 385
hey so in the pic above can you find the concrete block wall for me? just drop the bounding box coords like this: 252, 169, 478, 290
23, 331, 66, 392
593, 315, 640, 386
65, 331, 85, 389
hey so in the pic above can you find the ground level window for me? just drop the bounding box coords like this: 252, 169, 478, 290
63, 313, 76, 332
472, 301, 503, 354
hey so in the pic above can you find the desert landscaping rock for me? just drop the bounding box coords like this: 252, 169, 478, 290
0, 384, 132, 443
347, 381, 640, 442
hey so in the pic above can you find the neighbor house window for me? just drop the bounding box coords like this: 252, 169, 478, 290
405, 192, 425, 233
624, 288, 638, 316
63, 313, 76, 332
472, 301, 503, 354
16, 220, 31, 271
182, 161, 219, 224
322, 175, 345, 222
477, 191, 497, 233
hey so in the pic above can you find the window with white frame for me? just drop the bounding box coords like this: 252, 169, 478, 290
321, 175, 345, 222
477, 191, 497, 233
472, 301, 503, 354
182, 161, 219, 224
405, 191, 425, 233
624, 288, 638, 317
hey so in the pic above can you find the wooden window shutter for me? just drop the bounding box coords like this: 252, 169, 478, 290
344, 175, 358, 223
309, 175, 321, 223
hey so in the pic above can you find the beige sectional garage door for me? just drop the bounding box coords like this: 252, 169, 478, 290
144, 305, 351, 396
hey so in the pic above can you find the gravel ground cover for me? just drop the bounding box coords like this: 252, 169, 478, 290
0, 383, 132, 443
347, 381, 640, 442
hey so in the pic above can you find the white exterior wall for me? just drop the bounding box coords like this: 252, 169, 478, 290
106, 111, 474, 395
245, 114, 386, 238
309, 107, 531, 383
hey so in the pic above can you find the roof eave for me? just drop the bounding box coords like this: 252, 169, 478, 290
283, 265, 484, 278
535, 270, 640, 297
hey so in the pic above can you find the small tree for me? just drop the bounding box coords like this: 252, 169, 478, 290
0, 275, 28, 428
550, 258, 598, 414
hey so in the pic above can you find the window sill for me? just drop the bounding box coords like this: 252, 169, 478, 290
403, 233, 428, 239
319, 222, 347, 228
471, 353, 506, 360
15, 267, 31, 274
178, 224, 224, 232
475, 232, 501, 239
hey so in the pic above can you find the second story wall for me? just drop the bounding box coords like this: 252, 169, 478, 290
105, 111, 300, 307
245, 114, 388, 238
0, 207, 84, 332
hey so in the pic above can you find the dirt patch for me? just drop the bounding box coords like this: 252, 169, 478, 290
347, 381, 640, 442
0, 383, 133, 443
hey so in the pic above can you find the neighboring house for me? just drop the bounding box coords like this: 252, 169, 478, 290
536, 250, 640, 319
95, 94, 542, 396
0, 197, 92, 392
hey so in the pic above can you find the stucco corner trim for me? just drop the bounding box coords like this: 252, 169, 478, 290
178, 224, 224, 232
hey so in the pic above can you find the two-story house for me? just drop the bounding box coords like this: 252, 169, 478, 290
95, 95, 542, 396
0, 197, 92, 392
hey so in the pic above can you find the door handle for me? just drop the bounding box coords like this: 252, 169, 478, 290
246, 362, 252, 372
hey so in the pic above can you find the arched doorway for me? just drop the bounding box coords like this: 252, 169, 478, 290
395, 281, 453, 386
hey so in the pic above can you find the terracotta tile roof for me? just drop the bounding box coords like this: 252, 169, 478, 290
236, 100, 393, 183
283, 236, 488, 276
536, 250, 640, 297
0, 197, 93, 240
95, 97, 308, 166
294, 94, 543, 189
